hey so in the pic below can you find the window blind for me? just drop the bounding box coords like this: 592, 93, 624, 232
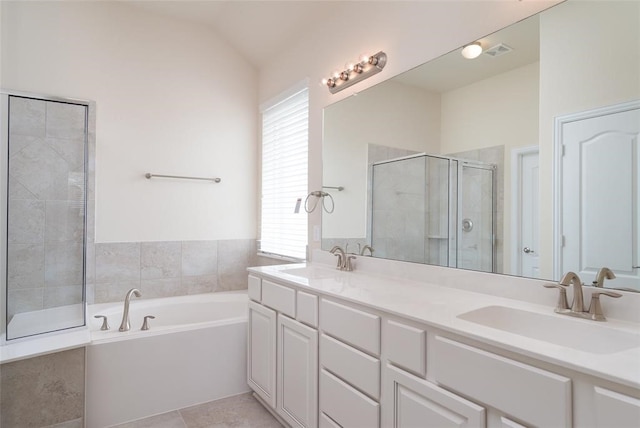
260, 87, 309, 260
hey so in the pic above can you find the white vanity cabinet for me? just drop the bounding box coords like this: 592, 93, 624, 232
248, 270, 640, 428
247, 275, 318, 428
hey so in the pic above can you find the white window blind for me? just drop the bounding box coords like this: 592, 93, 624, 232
260, 87, 309, 260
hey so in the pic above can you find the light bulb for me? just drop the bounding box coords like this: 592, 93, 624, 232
461, 42, 483, 59
321, 78, 328, 85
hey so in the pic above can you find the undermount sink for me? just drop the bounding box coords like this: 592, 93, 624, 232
458, 305, 640, 355
280, 266, 340, 280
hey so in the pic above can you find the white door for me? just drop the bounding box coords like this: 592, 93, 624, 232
520, 150, 540, 278
560, 103, 640, 290
248, 301, 277, 408
277, 314, 318, 428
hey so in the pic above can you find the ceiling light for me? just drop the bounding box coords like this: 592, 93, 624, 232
461, 42, 483, 59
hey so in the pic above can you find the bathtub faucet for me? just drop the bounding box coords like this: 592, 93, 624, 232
119, 288, 142, 332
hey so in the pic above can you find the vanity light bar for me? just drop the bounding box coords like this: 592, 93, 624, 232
322, 51, 387, 94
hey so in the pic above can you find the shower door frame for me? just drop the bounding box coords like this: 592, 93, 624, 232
0, 89, 94, 342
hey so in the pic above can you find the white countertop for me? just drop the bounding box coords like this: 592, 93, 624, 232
248, 261, 640, 390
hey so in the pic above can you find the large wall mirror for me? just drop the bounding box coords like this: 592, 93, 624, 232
322, 0, 640, 291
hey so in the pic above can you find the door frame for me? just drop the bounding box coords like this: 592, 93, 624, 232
553, 99, 640, 280
510, 145, 539, 276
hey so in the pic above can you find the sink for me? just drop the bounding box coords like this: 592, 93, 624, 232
280, 266, 340, 280
458, 305, 640, 354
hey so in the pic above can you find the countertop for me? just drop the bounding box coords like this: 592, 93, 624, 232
248, 262, 640, 390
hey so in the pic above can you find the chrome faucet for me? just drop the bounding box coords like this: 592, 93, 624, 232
544, 271, 622, 321
593, 267, 616, 288
119, 288, 142, 332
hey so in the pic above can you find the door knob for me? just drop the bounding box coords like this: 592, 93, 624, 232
523, 247, 534, 254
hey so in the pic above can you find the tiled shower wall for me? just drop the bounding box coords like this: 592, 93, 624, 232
88, 239, 283, 304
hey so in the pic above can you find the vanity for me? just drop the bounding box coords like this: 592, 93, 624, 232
247, 257, 640, 428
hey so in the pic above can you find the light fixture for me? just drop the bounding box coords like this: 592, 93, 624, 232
322, 51, 387, 94
461, 42, 483, 59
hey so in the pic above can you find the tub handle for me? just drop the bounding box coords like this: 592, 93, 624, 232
141, 315, 156, 331
94, 315, 110, 331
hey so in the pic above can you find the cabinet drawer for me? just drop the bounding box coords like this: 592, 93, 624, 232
297, 291, 318, 328
261, 280, 295, 317
320, 334, 380, 399
320, 369, 379, 428
385, 319, 426, 376
433, 336, 571, 427
248, 275, 261, 302
320, 299, 380, 356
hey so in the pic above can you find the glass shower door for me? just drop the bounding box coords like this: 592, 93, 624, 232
371, 155, 427, 263
4, 95, 88, 340
457, 162, 495, 273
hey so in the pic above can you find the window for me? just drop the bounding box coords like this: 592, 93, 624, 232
260, 86, 309, 260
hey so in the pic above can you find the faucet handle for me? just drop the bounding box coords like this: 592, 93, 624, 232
543, 283, 569, 311
588, 290, 622, 321
94, 315, 110, 331
141, 315, 156, 331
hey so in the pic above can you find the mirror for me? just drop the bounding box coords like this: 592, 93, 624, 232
322, 0, 640, 290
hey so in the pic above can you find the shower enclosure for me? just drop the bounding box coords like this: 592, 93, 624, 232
1, 93, 92, 340
370, 153, 496, 273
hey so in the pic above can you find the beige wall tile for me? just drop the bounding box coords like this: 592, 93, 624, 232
141, 241, 181, 280
0, 348, 85, 428
95, 242, 141, 283
181, 241, 217, 277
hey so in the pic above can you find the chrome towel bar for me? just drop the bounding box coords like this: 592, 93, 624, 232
145, 173, 221, 183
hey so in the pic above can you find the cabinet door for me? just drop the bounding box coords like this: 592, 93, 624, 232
248, 300, 277, 408
278, 314, 318, 428
384, 365, 485, 428
594, 386, 640, 427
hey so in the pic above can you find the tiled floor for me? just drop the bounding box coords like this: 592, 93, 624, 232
113, 393, 283, 428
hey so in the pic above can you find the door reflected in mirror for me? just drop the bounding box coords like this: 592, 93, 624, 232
321, 0, 640, 291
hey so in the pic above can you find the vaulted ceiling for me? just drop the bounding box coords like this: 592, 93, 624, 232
124, 1, 333, 68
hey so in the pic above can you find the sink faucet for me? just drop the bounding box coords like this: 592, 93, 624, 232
330, 246, 345, 269
329, 245, 356, 271
593, 267, 616, 288
360, 244, 374, 256
544, 272, 622, 321
119, 288, 142, 332
560, 271, 584, 313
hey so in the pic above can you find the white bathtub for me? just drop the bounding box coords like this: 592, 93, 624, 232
86, 291, 249, 427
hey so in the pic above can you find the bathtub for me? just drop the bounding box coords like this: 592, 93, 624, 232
86, 291, 249, 427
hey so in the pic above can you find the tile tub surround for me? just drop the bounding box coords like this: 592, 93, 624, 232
0, 348, 85, 428
89, 239, 286, 304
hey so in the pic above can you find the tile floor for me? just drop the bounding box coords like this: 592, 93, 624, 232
113, 392, 283, 428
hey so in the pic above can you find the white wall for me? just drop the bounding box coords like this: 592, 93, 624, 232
538, 0, 640, 278
1, 1, 258, 242
323, 81, 440, 238
259, 0, 558, 253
